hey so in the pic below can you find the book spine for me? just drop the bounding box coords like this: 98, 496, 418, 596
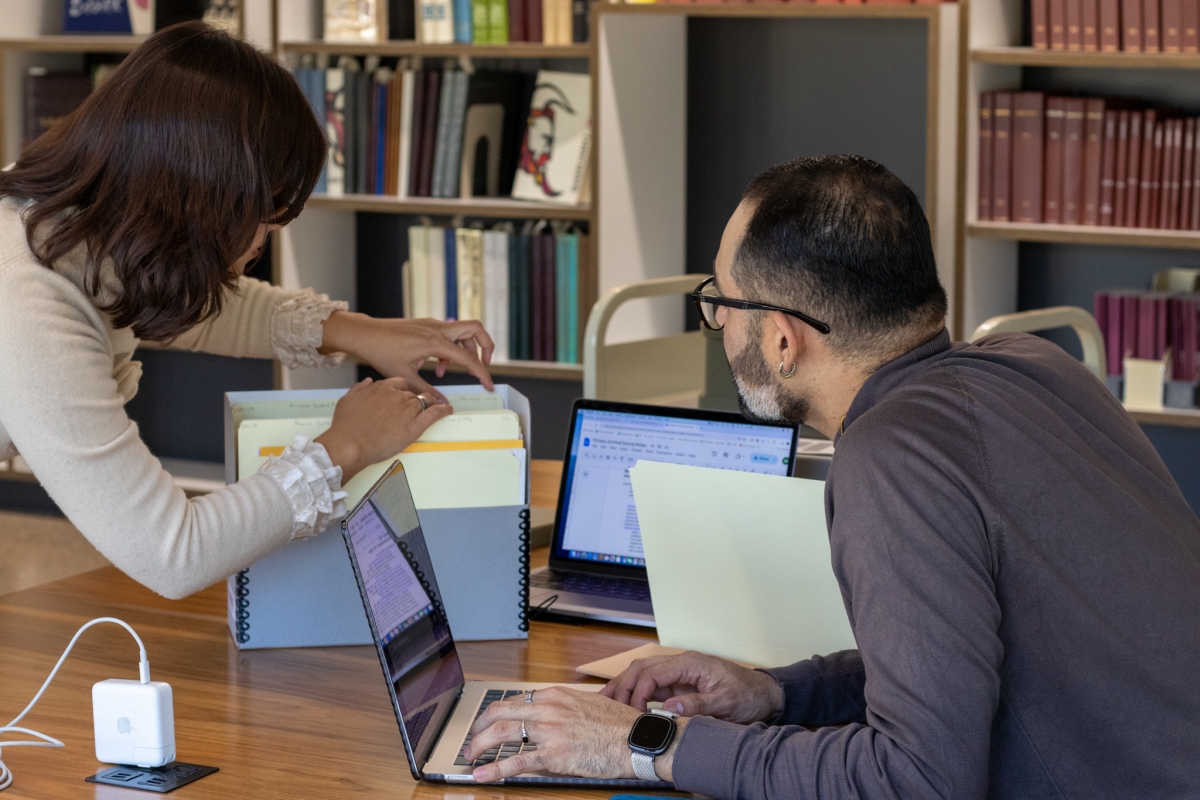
1062, 98, 1086, 224
1182, 118, 1196, 228
1136, 110, 1158, 227
427, 226, 447, 321
1051, 0, 1068, 47
325, 69, 346, 197
566, 233, 579, 364
407, 69, 427, 197
1164, 0, 1184, 48
558, 0, 573, 45
358, 72, 372, 195
1155, 295, 1168, 360
573, 0, 590, 42
1044, 97, 1066, 224
490, 0, 509, 42
555, 233, 569, 363
530, 231, 544, 361
509, 0, 526, 41
1184, 0, 1200, 50
1100, 0, 1121, 48
408, 225, 429, 319
1067, 0, 1083, 48
1125, 110, 1145, 224
1137, 295, 1156, 359
1083, 0, 1101, 47
1033, 0, 1051, 47
445, 228, 458, 320
472, 0, 490, 42
1122, 0, 1143, 49
398, 70, 414, 198
1183, 298, 1198, 380
1146, 0, 1163, 49
978, 92, 994, 221
1122, 294, 1139, 362
542, 0, 555, 45
992, 92, 1014, 223
1114, 110, 1130, 226
419, 69, 443, 198
1083, 98, 1106, 225
367, 77, 379, 194
1193, 120, 1200, 228
542, 232, 557, 363
1105, 293, 1124, 376
1100, 110, 1119, 225
527, 0, 543, 42
508, 232, 522, 358
1013, 92, 1045, 223
442, 72, 469, 199
1166, 119, 1184, 228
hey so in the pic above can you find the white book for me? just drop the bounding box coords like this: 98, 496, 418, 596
511, 71, 592, 206
407, 225, 430, 319
427, 226, 448, 322
323, 68, 346, 197
397, 69, 415, 199
482, 230, 510, 361
325, 0, 383, 42
421, 0, 455, 45
455, 228, 484, 323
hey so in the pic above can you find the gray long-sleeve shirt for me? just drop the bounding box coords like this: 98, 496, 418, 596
672, 330, 1200, 799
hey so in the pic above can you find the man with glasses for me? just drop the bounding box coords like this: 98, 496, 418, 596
465, 155, 1200, 798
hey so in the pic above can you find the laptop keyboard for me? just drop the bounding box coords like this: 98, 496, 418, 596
454, 690, 538, 767
404, 705, 437, 748
531, 570, 651, 602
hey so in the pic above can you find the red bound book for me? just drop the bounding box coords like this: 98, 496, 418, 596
979, 93, 994, 221
1013, 93, 1046, 223
1137, 295, 1156, 359
1100, 0, 1121, 48
1083, 98, 1106, 224
1122, 0, 1143, 49
1067, 0, 1084, 47
1141, 120, 1165, 228
1122, 294, 1139, 362
1045, 98, 1067, 223
1136, 110, 1158, 227
1033, 0, 1051, 46
1164, 0, 1184, 48
527, 0, 544, 43
1114, 111, 1131, 226
1192, 121, 1200, 228
1083, 0, 1101, 47
1184, 0, 1199, 50
1062, 98, 1086, 224
1125, 111, 1146, 223
1105, 293, 1124, 376
1182, 118, 1196, 228
509, 0, 527, 41
1182, 297, 1199, 380
1100, 110, 1119, 225
1165, 119, 1184, 228
1170, 297, 1183, 379
1051, 0, 1068, 47
1155, 295, 1169, 360
1146, 0, 1162, 49
992, 93, 1015, 222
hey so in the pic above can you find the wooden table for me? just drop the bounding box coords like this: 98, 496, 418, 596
0, 461, 666, 799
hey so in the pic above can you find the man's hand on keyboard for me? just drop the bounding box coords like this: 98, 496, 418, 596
464, 686, 685, 783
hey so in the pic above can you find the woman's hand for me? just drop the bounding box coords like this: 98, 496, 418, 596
319, 311, 495, 397
315, 377, 452, 481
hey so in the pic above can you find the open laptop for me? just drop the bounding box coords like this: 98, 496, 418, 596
340, 462, 665, 788
529, 399, 800, 627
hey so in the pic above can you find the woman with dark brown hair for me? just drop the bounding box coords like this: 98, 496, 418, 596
0, 22, 494, 599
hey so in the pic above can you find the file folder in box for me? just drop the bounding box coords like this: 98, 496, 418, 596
224, 384, 531, 649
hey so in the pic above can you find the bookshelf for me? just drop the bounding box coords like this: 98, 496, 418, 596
305, 193, 591, 219
968, 220, 1200, 248
279, 39, 590, 58
971, 46, 1200, 69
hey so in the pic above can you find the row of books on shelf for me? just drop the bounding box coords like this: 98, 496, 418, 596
1030, 0, 1198, 52
978, 92, 1200, 230
324, 0, 589, 44
1095, 285, 1200, 408
404, 221, 593, 363
612, 0, 953, 4
296, 62, 592, 206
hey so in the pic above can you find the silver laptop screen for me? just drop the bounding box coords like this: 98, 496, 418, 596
344, 466, 464, 769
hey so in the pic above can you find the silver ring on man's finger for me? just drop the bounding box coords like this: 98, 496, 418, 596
416, 394, 428, 413
524, 690, 534, 704
520, 720, 529, 744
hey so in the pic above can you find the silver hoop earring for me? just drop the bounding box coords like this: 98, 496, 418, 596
779, 361, 796, 379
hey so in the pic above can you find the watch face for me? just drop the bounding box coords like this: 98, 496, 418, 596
628, 714, 674, 753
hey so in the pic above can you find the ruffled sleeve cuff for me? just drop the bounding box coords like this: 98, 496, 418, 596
258, 435, 348, 540
269, 289, 349, 369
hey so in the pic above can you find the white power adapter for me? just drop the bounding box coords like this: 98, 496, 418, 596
92, 679, 176, 768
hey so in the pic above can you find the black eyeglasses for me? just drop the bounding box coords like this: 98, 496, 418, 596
690, 276, 831, 335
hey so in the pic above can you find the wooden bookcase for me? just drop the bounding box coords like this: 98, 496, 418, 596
959, 0, 1200, 428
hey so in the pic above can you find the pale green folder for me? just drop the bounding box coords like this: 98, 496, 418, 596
630, 460, 856, 668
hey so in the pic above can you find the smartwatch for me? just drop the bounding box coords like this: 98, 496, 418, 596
628, 708, 677, 782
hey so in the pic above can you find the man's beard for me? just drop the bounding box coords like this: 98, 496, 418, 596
729, 337, 810, 426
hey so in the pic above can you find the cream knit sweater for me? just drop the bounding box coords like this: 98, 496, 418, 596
0, 197, 348, 599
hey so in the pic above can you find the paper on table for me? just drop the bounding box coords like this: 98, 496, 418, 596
442, 392, 505, 412
630, 461, 856, 669
576, 642, 760, 681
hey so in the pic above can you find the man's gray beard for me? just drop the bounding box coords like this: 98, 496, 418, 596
729, 336, 810, 426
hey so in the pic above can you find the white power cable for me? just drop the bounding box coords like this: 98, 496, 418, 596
0, 617, 151, 791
